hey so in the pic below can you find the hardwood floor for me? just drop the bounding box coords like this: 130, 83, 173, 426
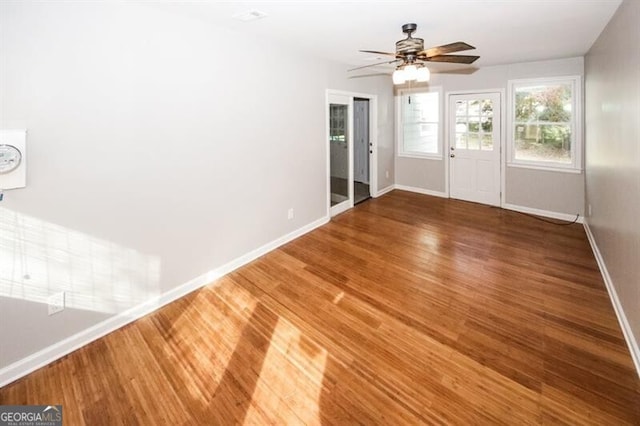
1, 190, 639, 424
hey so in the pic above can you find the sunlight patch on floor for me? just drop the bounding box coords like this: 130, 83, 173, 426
243, 320, 328, 425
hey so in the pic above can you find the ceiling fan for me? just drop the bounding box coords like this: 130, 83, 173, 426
349, 23, 480, 84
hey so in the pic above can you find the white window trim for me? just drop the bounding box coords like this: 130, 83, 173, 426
396, 86, 444, 160
507, 76, 583, 173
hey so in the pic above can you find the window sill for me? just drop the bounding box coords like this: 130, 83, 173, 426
507, 162, 583, 174
397, 153, 443, 161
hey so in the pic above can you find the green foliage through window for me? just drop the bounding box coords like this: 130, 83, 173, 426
513, 81, 574, 165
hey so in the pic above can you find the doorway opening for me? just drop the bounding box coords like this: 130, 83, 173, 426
326, 90, 378, 217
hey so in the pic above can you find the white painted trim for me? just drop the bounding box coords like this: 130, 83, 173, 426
330, 200, 351, 216
503, 203, 583, 223
583, 220, 640, 378
374, 184, 395, 198
0, 215, 330, 388
506, 162, 583, 174
394, 184, 447, 198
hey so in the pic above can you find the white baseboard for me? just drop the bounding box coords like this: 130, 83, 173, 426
393, 184, 448, 198
0, 215, 330, 388
583, 220, 640, 378
502, 203, 584, 224
373, 184, 395, 198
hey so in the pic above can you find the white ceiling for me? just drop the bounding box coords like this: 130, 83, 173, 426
152, 0, 622, 73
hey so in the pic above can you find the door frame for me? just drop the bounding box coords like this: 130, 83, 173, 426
325, 89, 378, 217
444, 88, 506, 207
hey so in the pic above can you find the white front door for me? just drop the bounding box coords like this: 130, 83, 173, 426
449, 93, 501, 206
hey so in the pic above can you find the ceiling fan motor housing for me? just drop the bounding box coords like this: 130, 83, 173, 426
396, 37, 424, 56
396, 23, 424, 56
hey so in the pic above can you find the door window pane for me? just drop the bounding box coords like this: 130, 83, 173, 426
482, 134, 493, 150
468, 100, 480, 116
468, 117, 480, 132
481, 117, 493, 133
454, 98, 494, 152
456, 133, 467, 149
468, 133, 481, 150
481, 99, 493, 116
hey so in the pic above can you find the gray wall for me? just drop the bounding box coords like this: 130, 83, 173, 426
0, 2, 394, 368
585, 0, 639, 352
395, 57, 585, 215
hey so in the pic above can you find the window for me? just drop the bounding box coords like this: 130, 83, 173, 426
397, 87, 442, 158
508, 76, 582, 171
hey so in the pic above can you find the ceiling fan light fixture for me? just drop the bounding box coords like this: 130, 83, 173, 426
416, 66, 431, 82
393, 69, 406, 84
403, 65, 418, 81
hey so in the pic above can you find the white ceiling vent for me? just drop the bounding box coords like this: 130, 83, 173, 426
232, 10, 268, 22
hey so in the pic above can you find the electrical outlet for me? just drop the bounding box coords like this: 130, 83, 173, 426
287, 208, 294, 220
385, 170, 390, 179
48, 291, 65, 316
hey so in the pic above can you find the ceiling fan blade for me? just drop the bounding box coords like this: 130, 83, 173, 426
348, 59, 400, 72
359, 49, 398, 57
423, 54, 480, 64
419, 42, 475, 58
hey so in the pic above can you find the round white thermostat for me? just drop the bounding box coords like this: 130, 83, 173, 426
0, 144, 22, 174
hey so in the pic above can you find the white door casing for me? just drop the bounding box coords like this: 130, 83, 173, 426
448, 92, 501, 206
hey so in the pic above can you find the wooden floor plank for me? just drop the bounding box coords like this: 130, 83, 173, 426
1, 190, 638, 424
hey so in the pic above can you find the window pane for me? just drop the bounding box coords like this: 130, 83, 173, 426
511, 78, 578, 168
514, 123, 571, 163
404, 123, 438, 153
481, 99, 493, 117
468, 133, 480, 150
401, 90, 440, 155
456, 101, 467, 116
468, 117, 480, 132
456, 133, 467, 149
468, 100, 480, 116
403, 92, 439, 122
482, 134, 493, 150
481, 116, 493, 133
515, 83, 572, 123
456, 117, 467, 133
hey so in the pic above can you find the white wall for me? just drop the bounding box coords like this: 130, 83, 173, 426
585, 0, 639, 359
395, 57, 585, 216
0, 2, 394, 369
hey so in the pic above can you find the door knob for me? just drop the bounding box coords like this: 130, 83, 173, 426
450, 154, 455, 158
